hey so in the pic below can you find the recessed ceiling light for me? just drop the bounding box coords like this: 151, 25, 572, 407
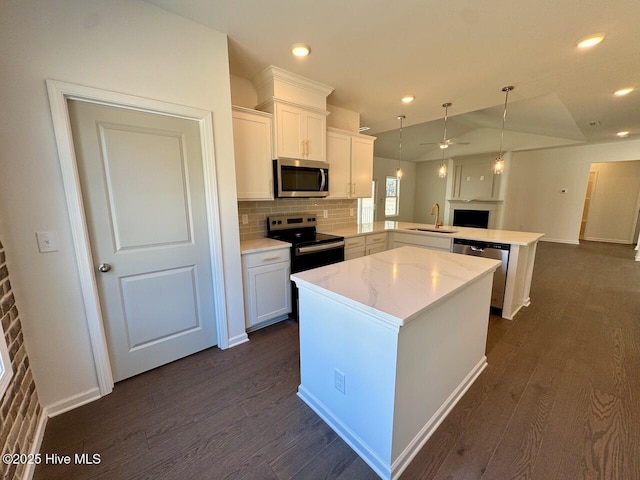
576, 34, 605, 49
614, 88, 634, 96
291, 43, 310, 57
616, 131, 630, 137
401, 96, 415, 103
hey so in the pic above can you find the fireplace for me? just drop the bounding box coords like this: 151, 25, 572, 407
453, 209, 489, 229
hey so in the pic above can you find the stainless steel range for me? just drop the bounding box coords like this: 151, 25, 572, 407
267, 213, 345, 319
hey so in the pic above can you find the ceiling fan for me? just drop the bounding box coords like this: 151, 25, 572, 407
420, 102, 470, 149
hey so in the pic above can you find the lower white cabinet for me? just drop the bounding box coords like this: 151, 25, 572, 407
391, 232, 452, 252
344, 232, 389, 260
345, 236, 366, 260
365, 233, 387, 255
242, 247, 291, 330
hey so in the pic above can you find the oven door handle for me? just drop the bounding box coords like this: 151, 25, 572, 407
296, 241, 345, 255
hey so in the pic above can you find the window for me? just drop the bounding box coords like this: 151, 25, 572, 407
384, 176, 400, 217
357, 181, 376, 224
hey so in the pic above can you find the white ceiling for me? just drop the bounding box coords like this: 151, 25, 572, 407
146, 0, 640, 161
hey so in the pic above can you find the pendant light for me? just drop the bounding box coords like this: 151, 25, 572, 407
438, 149, 447, 178
396, 115, 405, 178
494, 86, 514, 175
438, 102, 452, 177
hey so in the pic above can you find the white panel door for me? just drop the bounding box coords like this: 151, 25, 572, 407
68, 100, 217, 382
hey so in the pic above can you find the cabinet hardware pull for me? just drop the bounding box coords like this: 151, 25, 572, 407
263, 256, 281, 261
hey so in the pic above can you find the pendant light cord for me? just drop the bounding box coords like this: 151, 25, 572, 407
498, 86, 514, 157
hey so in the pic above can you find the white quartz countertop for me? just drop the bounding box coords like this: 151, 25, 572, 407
240, 238, 291, 254
291, 246, 501, 327
321, 221, 544, 246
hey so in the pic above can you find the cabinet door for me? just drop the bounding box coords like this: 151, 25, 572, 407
351, 136, 374, 198
366, 244, 386, 256
275, 103, 304, 159
345, 247, 366, 260
327, 131, 352, 198
304, 110, 327, 161
246, 262, 291, 327
232, 108, 273, 200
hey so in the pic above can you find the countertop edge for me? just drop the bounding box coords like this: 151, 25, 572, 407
319, 222, 545, 246
292, 247, 501, 327
240, 238, 291, 255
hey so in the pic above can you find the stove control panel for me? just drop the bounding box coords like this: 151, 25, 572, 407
268, 213, 317, 232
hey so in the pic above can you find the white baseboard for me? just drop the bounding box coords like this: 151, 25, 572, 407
539, 237, 580, 245
583, 236, 633, 244
298, 357, 488, 480
225, 332, 249, 349
44, 387, 101, 418
298, 386, 390, 479
390, 357, 488, 479
21, 410, 48, 480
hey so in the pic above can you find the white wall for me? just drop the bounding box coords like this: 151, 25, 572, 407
0, 0, 245, 408
503, 139, 640, 244
413, 161, 448, 224
373, 158, 416, 222
584, 161, 640, 243
230, 74, 258, 108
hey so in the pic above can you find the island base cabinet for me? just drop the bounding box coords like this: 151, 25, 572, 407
296, 274, 493, 480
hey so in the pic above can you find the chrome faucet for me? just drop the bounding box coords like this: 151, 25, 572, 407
431, 203, 443, 228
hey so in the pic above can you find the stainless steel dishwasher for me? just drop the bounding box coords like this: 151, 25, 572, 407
452, 238, 510, 313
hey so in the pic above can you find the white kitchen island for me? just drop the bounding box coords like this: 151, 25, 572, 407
291, 247, 501, 480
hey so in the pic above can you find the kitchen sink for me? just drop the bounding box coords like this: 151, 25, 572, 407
406, 227, 458, 234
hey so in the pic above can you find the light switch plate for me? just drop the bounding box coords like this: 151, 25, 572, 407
36, 231, 58, 253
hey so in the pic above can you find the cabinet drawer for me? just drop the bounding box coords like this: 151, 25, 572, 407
365, 233, 387, 246
243, 248, 290, 268
344, 236, 365, 248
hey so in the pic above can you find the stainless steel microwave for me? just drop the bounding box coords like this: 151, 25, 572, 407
273, 158, 330, 198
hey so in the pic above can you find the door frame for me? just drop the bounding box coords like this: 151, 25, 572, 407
46, 79, 229, 396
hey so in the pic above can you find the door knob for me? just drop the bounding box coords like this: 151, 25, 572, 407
98, 263, 112, 273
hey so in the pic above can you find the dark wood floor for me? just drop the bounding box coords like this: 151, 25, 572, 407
35, 241, 640, 480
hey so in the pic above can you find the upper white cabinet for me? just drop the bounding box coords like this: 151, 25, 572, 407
327, 128, 376, 198
232, 106, 274, 200
253, 66, 334, 162
274, 101, 327, 161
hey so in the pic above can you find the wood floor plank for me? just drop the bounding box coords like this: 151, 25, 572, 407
480, 362, 563, 479
33, 242, 640, 480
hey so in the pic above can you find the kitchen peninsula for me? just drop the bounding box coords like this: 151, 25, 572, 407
322, 222, 544, 320
291, 247, 501, 480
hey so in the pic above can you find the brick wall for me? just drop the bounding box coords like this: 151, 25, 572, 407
0, 241, 42, 480
238, 199, 359, 241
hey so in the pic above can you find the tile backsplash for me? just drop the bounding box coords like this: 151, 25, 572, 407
238, 199, 358, 240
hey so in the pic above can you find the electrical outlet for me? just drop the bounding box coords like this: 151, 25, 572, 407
36, 231, 58, 253
480, 175, 485, 181
323, 210, 328, 219
350, 208, 354, 217
241, 214, 249, 224
334, 369, 345, 394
